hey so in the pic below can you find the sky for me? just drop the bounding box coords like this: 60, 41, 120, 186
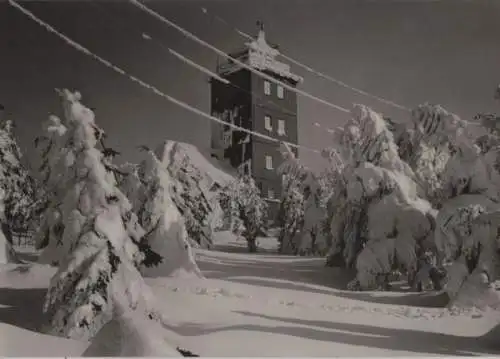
1, 0, 499, 172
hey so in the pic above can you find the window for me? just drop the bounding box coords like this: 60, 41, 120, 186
264, 115, 272, 132
264, 81, 271, 95
268, 189, 275, 199
277, 119, 286, 136
265, 155, 273, 170
222, 132, 231, 146
277, 85, 284, 99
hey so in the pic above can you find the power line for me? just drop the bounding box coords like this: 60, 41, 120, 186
87, 0, 300, 118
8, 0, 326, 160
128, 0, 351, 115
199, 6, 411, 112
140, 32, 298, 117
87, 2, 302, 120
198, 5, 491, 140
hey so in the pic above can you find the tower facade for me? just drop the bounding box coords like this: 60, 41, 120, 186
210, 25, 302, 219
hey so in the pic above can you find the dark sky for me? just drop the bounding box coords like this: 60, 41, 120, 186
1, 0, 499, 171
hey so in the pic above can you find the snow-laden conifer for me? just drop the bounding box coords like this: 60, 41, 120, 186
325, 104, 437, 290
135, 144, 203, 278
42, 89, 159, 340
219, 174, 268, 253
433, 88, 500, 308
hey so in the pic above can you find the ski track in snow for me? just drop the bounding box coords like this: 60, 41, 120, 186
157, 270, 486, 322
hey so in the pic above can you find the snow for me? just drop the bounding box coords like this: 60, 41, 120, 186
82, 296, 180, 357
245, 30, 303, 83
2, 237, 500, 357
0, 230, 16, 265
168, 141, 235, 189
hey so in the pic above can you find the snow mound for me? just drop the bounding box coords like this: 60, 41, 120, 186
83, 300, 180, 357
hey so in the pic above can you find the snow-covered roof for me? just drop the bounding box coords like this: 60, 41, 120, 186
219, 29, 303, 84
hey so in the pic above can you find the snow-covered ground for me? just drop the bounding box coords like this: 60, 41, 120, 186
1, 232, 500, 357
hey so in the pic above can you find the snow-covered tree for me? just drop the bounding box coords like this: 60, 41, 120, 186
33, 115, 69, 265
276, 142, 328, 256
324, 104, 437, 290
134, 144, 203, 278
0, 117, 37, 236
219, 174, 268, 252
0, 187, 20, 264
160, 142, 215, 249
126, 142, 217, 250
276, 143, 305, 254
432, 88, 500, 308
392, 104, 465, 206
276, 180, 304, 254
42, 89, 160, 340
117, 162, 143, 212
298, 172, 328, 256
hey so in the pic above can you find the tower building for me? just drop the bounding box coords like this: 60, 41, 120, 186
210, 23, 302, 218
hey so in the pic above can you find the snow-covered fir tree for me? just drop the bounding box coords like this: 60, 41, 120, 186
299, 172, 328, 256
0, 187, 19, 264
160, 141, 215, 249
219, 174, 268, 252
124, 141, 217, 250
33, 114, 69, 265
134, 144, 203, 278
392, 104, 462, 205
432, 88, 500, 308
42, 89, 160, 340
324, 104, 437, 291
276, 178, 304, 254
117, 162, 143, 212
276, 142, 328, 256
0, 116, 37, 238
276, 143, 306, 254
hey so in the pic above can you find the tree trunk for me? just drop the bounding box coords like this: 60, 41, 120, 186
247, 237, 257, 253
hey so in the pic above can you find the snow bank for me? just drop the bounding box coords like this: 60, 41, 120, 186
0, 323, 87, 357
